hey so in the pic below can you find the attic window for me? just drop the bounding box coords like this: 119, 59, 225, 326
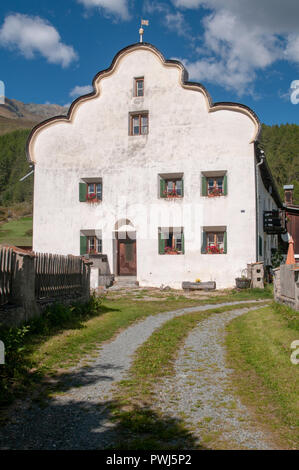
134, 77, 144, 97
129, 112, 148, 135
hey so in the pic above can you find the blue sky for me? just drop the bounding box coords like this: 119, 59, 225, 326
0, 0, 299, 125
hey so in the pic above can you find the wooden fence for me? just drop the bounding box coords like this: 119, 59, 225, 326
35, 253, 87, 300
0, 247, 15, 306
0, 246, 90, 313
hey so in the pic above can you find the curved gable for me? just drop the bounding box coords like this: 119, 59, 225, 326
26, 42, 260, 164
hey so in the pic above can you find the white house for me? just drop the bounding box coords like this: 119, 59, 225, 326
27, 42, 283, 289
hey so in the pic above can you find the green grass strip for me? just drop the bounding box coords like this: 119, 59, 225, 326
226, 302, 299, 449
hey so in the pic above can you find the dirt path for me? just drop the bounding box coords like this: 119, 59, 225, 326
0, 300, 266, 450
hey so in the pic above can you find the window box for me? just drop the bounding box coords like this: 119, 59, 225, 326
129, 112, 148, 135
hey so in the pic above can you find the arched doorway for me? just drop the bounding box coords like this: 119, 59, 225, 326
114, 219, 136, 276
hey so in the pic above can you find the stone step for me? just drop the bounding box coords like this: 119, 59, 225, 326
109, 276, 139, 290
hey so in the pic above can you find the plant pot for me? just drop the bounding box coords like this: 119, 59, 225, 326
235, 277, 251, 289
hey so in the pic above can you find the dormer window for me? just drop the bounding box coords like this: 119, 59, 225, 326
134, 77, 144, 97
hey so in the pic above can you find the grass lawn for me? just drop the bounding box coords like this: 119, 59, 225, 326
226, 302, 299, 449
0, 216, 32, 246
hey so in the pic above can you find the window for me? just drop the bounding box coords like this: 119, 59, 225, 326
160, 178, 183, 198
79, 179, 102, 202
159, 173, 184, 198
201, 227, 227, 254
207, 177, 224, 196
134, 77, 144, 97
87, 236, 102, 254
80, 231, 102, 255
129, 112, 148, 135
87, 183, 102, 201
201, 172, 227, 197
158, 228, 184, 254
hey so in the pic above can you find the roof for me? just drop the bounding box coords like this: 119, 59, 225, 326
284, 204, 299, 212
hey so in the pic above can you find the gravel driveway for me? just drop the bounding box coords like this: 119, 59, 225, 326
155, 306, 276, 450
0, 300, 265, 450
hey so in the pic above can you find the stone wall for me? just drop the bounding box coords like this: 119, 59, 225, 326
273, 265, 299, 311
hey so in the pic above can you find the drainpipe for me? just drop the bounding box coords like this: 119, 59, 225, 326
256, 150, 265, 262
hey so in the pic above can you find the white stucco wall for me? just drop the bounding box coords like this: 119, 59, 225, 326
29, 44, 270, 289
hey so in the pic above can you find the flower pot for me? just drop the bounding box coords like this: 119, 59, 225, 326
235, 278, 251, 289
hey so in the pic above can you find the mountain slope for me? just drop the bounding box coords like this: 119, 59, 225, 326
0, 98, 68, 135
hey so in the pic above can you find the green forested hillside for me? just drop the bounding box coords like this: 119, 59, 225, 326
260, 123, 299, 204
0, 124, 298, 214
0, 129, 33, 206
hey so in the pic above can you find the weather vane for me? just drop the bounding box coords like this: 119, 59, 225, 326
139, 19, 149, 43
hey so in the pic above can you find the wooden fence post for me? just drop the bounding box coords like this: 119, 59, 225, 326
10, 250, 39, 322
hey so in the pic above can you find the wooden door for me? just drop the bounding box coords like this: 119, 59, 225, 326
118, 236, 136, 275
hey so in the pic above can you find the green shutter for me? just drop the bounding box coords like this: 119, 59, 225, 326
181, 230, 185, 254
223, 174, 228, 195
201, 176, 207, 196
259, 235, 263, 257
160, 178, 166, 198
79, 183, 87, 202
201, 231, 207, 253
158, 231, 165, 254
181, 178, 184, 197
80, 235, 87, 255
223, 231, 227, 254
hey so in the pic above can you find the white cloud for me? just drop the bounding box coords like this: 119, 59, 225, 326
144, 1, 192, 39
172, 0, 203, 7
285, 34, 299, 63
70, 85, 93, 97
77, 0, 130, 21
165, 12, 190, 37
168, 1, 299, 94
0, 14, 77, 68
